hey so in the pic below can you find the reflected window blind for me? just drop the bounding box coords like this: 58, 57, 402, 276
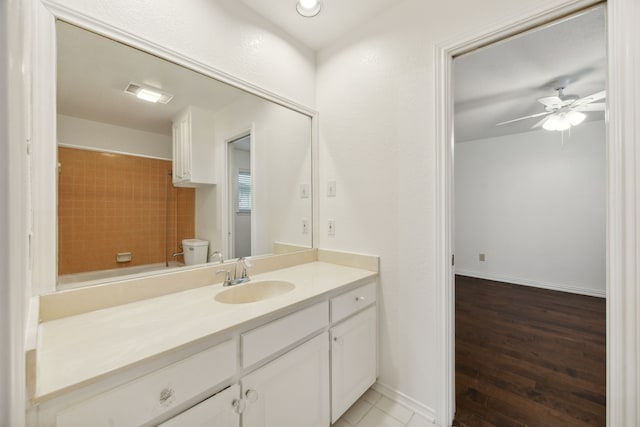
238, 170, 252, 213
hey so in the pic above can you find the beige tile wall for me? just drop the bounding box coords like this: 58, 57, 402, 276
58, 147, 195, 275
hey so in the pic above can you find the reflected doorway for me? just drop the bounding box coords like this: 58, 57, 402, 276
227, 134, 252, 259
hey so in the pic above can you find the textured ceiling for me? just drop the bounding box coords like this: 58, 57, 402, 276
453, 6, 606, 142
239, 0, 398, 50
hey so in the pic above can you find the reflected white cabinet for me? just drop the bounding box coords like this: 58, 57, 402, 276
330, 304, 377, 423
172, 106, 215, 187
241, 333, 330, 427
158, 385, 240, 427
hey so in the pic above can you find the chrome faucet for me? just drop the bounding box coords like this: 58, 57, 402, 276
216, 257, 252, 287
209, 250, 223, 264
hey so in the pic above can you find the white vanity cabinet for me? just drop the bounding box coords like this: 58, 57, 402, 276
160, 303, 330, 427
172, 106, 215, 187
330, 282, 377, 423
158, 385, 240, 427
35, 273, 378, 427
241, 333, 330, 427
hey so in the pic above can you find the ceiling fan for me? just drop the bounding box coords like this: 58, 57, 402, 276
496, 87, 606, 131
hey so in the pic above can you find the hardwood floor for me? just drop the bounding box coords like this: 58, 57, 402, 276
453, 275, 606, 427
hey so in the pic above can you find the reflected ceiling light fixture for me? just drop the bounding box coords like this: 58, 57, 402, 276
124, 82, 174, 104
496, 87, 605, 132
296, 0, 322, 17
541, 110, 586, 131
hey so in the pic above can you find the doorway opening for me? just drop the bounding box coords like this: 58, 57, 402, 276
227, 133, 252, 259
451, 5, 606, 425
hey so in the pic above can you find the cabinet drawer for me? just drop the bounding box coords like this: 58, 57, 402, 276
56, 339, 236, 427
331, 281, 376, 323
241, 302, 329, 367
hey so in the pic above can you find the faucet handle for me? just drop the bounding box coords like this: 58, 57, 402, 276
237, 257, 252, 279
216, 269, 232, 284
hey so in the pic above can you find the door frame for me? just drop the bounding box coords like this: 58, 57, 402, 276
434, 0, 640, 425
224, 129, 253, 260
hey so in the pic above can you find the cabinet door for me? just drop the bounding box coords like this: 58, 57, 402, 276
158, 385, 240, 427
331, 305, 377, 423
242, 333, 330, 427
172, 113, 191, 183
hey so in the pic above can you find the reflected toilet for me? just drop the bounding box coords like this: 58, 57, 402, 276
182, 239, 209, 266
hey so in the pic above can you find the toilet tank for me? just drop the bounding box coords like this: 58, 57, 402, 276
182, 239, 209, 266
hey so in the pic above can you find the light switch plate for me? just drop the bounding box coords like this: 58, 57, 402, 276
327, 180, 336, 197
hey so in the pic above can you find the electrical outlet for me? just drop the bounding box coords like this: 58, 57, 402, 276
479, 253, 486, 262
302, 218, 309, 234
327, 180, 337, 197
328, 219, 336, 236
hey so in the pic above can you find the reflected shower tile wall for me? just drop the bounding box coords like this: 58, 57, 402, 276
58, 147, 195, 275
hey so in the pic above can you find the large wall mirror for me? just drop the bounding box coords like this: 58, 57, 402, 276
56, 21, 313, 290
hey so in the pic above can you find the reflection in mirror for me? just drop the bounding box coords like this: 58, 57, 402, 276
56, 21, 313, 290
228, 134, 252, 259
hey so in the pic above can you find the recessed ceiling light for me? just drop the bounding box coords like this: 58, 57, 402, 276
296, 0, 322, 17
124, 83, 173, 104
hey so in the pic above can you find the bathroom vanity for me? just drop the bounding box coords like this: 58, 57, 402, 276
29, 249, 378, 427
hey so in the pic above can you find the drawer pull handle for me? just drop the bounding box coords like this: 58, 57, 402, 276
355, 296, 366, 302
232, 398, 245, 414
159, 388, 175, 405
245, 388, 259, 403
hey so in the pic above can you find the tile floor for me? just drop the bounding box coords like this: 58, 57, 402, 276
332, 388, 438, 427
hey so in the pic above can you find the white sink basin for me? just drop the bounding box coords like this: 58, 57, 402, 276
215, 280, 295, 304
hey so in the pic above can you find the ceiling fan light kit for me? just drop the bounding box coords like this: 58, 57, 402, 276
496, 87, 605, 132
541, 110, 586, 131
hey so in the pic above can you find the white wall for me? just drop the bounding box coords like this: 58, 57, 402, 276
316, 0, 592, 422
57, 114, 172, 159
2, 0, 28, 425
45, 0, 317, 108
197, 94, 312, 259
455, 121, 606, 296
0, 3, 9, 422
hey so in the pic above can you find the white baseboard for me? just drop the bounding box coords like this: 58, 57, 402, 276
372, 381, 437, 424
454, 269, 606, 298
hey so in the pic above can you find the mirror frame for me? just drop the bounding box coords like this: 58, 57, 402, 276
32, 0, 319, 295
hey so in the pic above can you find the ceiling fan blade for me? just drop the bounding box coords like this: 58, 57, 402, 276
573, 103, 606, 112
572, 90, 606, 107
496, 111, 551, 126
537, 96, 563, 108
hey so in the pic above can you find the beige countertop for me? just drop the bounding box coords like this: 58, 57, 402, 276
35, 261, 377, 402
